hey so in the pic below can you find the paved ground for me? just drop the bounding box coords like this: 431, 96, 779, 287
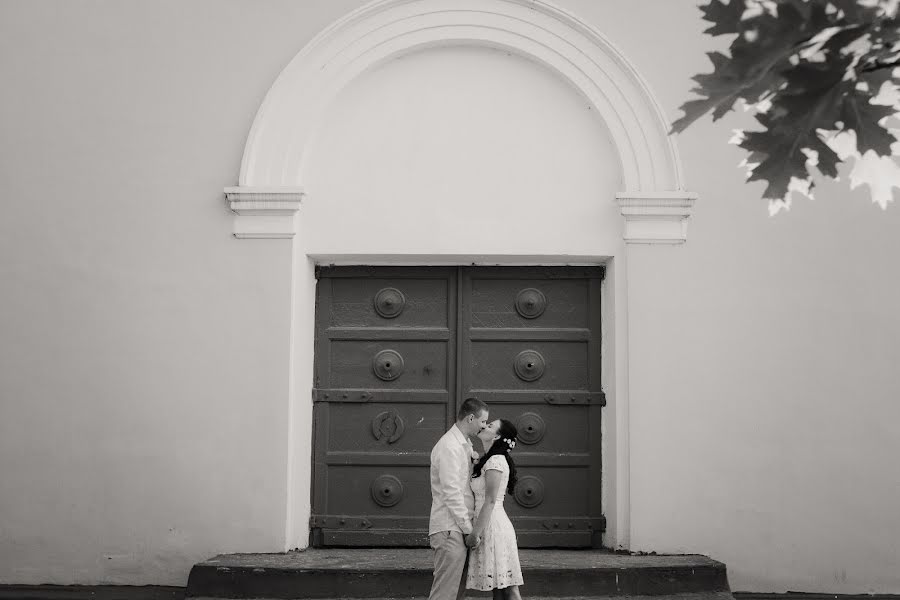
188, 588, 734, 600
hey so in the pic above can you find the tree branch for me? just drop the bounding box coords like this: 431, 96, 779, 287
861, 58, 900, 73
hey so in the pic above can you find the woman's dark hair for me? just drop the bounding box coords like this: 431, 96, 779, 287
472, 419, 518, 495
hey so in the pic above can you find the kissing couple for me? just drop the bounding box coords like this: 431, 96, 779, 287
427, 397, 524, 600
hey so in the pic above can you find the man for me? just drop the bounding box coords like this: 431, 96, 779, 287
428, 397, 489, 600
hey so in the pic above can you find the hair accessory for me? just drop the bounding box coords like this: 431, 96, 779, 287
502, 437, 516, 449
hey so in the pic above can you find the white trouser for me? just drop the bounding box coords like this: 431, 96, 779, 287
428, 530, 469, 600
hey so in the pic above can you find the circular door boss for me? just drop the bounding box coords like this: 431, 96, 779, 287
515, 412, 546, 445
374, 287, 406, 319
515, 288, 547, 319
513, 476, 545, 508
373, 349, 404, 381
514, 349, 545, 382
371, 411, 405, 444
371, 474, 404, 507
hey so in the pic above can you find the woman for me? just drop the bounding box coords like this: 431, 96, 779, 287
465, 419, 524, 600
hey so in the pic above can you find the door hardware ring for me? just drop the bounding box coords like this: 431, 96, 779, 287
515, 288, 547, 319
374, 287, 406, 319
373, 349, 404, 381
515, 412, 546, 445
514, 476, 545, 508
371, 474, 404, 507
371, 411, 405, 444
514, 350, 545, 382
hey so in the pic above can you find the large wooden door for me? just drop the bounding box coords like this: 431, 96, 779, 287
311, 266, 605, 547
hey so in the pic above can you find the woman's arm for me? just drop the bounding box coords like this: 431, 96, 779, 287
466, 468, 503, 546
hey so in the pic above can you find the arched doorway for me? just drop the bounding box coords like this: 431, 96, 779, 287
225, 0, 696, 551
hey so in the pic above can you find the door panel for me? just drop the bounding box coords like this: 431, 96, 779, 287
499, 466, 593, 514
469, 277, 591, 329
326, 402, 447, 453
329, 277, 450, 328
324, 465, 432, 514
311, 266, 604, 547
312, 267, 457, 547
328, 340, 450, 390
459, 267, 604, 547
502, 405, 592, 453
469, 341, 590, 390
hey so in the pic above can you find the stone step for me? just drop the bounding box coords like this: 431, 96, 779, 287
185, 549, 733, 599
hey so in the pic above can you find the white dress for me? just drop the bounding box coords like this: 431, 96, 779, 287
465, 454, 524, 591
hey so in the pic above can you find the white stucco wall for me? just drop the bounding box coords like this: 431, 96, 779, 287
577, 1, 900, 592
301, 45, 623, 255
626, 181, 900, 593
1, 0, 899, 594
0, 0, 367, 586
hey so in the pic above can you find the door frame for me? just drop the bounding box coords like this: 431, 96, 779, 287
287, 253, 626, 550
308, 265, 608, 547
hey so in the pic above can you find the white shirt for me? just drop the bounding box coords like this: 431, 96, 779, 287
428, 424, 476, 535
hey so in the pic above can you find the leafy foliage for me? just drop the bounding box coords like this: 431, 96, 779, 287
673, 0, 900, 212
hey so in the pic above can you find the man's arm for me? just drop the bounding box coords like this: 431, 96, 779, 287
437, 444, 473, 534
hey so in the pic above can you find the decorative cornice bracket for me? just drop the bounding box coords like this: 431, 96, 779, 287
616, 192, 698, 245
225, 186, 304, 239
